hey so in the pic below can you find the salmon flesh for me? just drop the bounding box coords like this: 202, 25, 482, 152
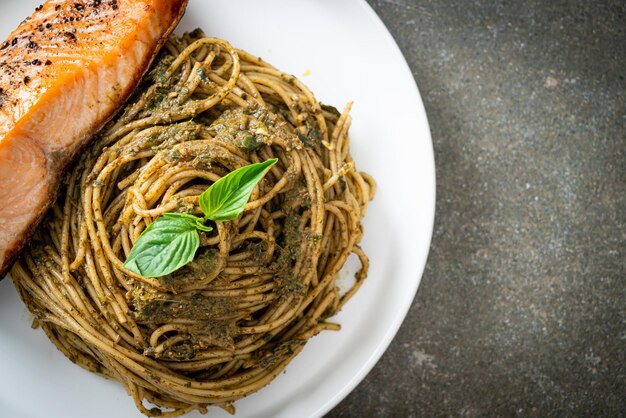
0, 0, 188, 277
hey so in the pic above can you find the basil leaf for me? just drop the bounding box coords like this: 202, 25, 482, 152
162, 212, 202, 221
123, 216, 200, 277
163, 212, 213, 232
199, 158, 277, 222
193, 221, 214, 232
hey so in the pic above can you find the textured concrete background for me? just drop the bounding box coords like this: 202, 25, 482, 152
328, 0, 625, 416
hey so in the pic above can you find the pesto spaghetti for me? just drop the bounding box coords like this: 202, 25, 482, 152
11, 30, 375, 417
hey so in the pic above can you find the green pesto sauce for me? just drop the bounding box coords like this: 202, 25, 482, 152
319, 102, 341, 117
158, 248, 219, 292
257, 339, 306, 369
131, 286, 234, 324
209, 105, 300, 151
270, 186, 310, 297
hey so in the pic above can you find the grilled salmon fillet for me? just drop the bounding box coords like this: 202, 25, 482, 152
0, 0, 188, 277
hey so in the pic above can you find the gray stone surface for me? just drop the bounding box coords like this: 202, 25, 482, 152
327, 0, 626, 416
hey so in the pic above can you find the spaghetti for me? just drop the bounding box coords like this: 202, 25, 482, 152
11, 30, 375, 416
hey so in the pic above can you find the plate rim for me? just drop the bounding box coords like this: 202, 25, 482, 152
314, 1, 436, 415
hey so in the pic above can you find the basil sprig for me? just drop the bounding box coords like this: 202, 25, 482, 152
124, 158, 277, 278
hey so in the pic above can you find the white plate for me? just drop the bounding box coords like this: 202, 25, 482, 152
0, 1, 435, 417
